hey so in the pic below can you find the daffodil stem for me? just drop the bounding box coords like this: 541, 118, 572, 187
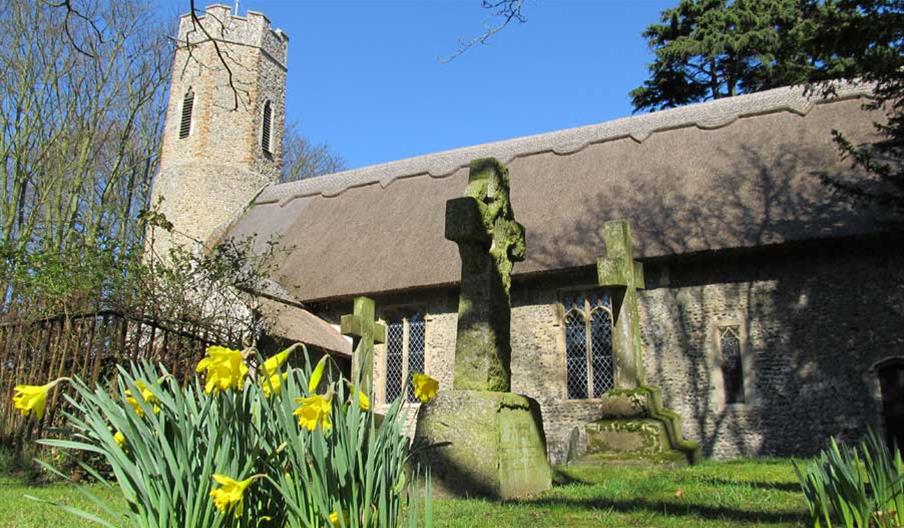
50, 377, 72, 387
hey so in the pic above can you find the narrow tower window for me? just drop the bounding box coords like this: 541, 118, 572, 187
719, 326, 745, 403
179, 89, 194, 139
261, 100, 272, 154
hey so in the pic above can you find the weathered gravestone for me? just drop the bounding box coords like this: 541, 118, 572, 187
567, 220, 701, 466
414, 158, 552, 499
340, 296, 385, 392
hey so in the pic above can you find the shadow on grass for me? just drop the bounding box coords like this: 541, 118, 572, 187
519, 496, 809, 524
698, 476, 802, 493
551, 468, 593, 486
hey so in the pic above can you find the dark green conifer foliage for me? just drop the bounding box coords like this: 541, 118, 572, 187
631, 0, 814, 111
633, 0, 903, 216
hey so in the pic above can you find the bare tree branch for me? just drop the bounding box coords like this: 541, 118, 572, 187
42, 0, 107, 58
280, 121, 346, 183
440, 0, 527, 63
181, 0, 247, 111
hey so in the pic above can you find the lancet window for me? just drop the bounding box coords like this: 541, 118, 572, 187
718, 325, 745, 403
564, 291, 615, 399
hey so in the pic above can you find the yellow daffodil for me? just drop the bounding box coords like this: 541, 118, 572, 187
113, 431, 126, 448
329, 510, 349, 527
357, 389, 370, 412
308, 355, 328, 393
411, 373, 439, 403
259, 346, 295, 397
12, 378, 68, 419
261, 347, 293, 376
261, 372, 287, 398
125, 380, 160, 417
196, 346, 248, 394
209, 473, 260, 518
293, 394, 332, 431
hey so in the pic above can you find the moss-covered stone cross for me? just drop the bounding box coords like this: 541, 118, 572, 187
340, 296, 386, 392
597, 221, 646, 388
445, 158, 525, 392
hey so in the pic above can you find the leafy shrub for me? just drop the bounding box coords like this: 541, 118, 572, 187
794, 430, 903, 528
26, 345, 431, 527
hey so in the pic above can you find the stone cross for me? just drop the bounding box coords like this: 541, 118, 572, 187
597, 221, 646, 388
445, 158, 525, 392
340, 296, 386, 392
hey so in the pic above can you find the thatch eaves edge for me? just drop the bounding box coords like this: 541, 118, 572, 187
254, 84, 872, 206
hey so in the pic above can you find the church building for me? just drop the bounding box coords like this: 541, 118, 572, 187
152, 5, 904, 464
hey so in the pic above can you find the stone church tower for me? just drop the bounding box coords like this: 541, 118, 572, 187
149, 4, 288, 257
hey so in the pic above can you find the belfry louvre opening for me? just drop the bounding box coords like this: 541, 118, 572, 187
262, 101, 272, 154
179, 89, 194, 139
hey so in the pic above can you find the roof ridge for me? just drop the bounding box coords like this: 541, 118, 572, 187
256, 83, 870, 206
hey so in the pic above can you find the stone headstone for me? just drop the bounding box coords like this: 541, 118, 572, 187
415, 158, 551, 499
340, 296, 386, 392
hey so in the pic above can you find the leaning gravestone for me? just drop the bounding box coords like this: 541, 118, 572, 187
414, 158, 552, 499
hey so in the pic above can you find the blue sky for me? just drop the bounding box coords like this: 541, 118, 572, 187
158, 0, 673, 169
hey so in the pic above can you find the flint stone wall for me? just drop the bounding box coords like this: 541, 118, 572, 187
311, 236, 904, 464
151, 7, 286, 257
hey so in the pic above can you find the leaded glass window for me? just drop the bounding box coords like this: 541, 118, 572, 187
719, 326, 745, 403
406, 313, 426, 403
385, 320, 404, 402
564, 292, 615, 399
383, 311, 428, 404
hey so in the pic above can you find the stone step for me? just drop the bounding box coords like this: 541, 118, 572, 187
570, 450, 690, 468
564, 387, 702, 466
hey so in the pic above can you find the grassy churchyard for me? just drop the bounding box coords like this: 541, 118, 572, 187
1, 459, 808, 528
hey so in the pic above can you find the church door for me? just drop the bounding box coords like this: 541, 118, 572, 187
878, 360, 904, 453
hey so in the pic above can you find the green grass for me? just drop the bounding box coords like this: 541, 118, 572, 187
0, 459, 808, 527
0, 474, 122, 528
434, 459, 809, 528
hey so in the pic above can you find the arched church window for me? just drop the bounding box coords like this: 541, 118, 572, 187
718, 325, 745, 403
589, 294, 615, 397
261, 100, 272, 154
383, 310, 427, 404
179, 88, 194, 139
564, 292, 615, 399
564, 297, 588, 399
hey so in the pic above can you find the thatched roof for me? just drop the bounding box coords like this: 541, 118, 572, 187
251, 280, 351, 355
228, 85, 888, 302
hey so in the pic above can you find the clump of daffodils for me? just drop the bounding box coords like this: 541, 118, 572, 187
12, 343, 434, 527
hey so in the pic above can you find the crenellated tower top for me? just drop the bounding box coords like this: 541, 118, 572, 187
150, 4, 288, 258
